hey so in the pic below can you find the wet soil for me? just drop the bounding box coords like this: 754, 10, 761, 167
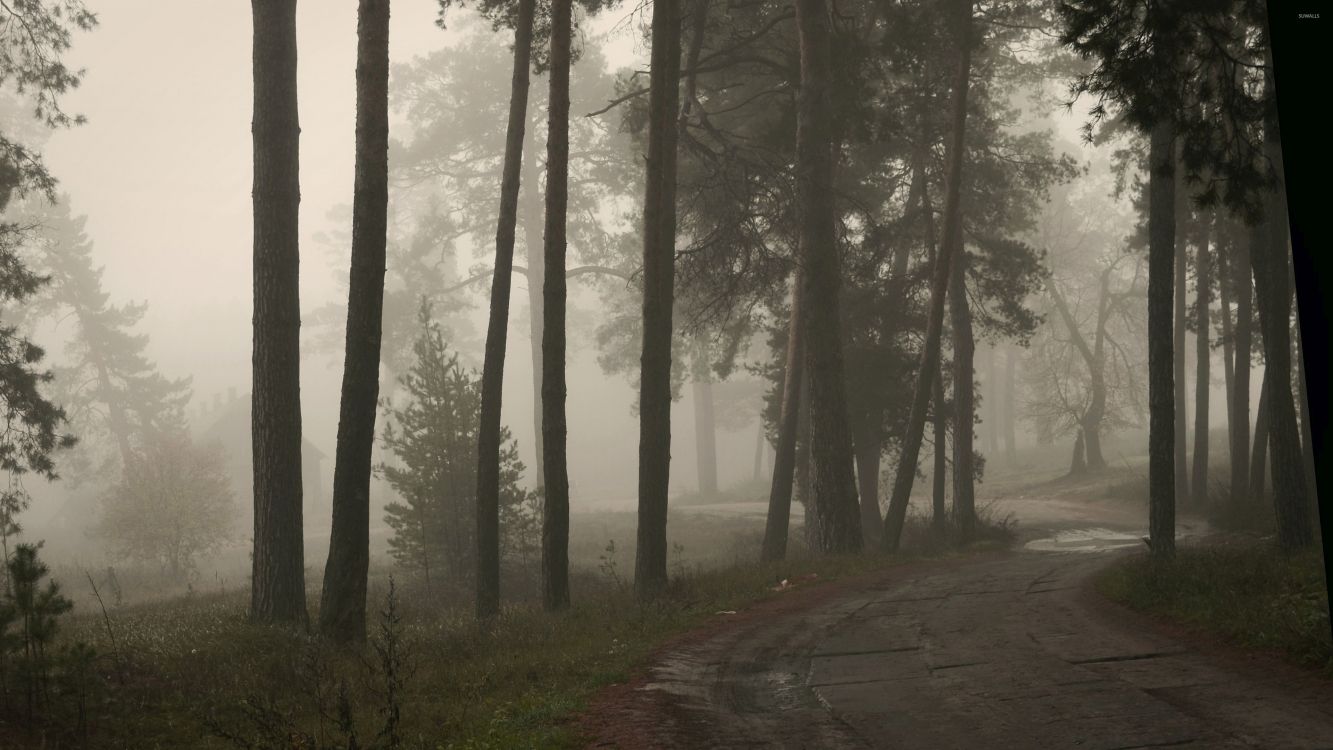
578, 473, 1333, 749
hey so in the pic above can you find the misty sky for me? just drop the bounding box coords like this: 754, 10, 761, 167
33, 1, 1134, 506
35, 1, 731, 504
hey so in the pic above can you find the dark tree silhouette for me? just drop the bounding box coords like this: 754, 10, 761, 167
1190, 214, 1211, 509
635, 0, 683, 598
882, 0, 975, 553
794, 0, 861, 554
320, 0, 391, 644
1146, 120, 1177, 559
760, 279, 803, 562
541, 0, 573, 611
1229, 223, 1254, 515
1251, 60, 1311, 550
475, 0, 536, 623
250, 0, 307, 624
1172, 159, 1188, 508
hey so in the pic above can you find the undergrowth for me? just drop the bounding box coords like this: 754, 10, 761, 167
6, 550, 905, 748
1097, 543, 1333, 673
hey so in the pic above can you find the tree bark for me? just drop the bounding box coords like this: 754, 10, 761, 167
761, 277, 803, 561
1216, 220, 1235, 458
1003, 346, 1017, 466
752, 408, 765, 481
1250, 366, 1270, 506
1191, 218, 1211, 509
882, 0, 974, 553
523, 175, 546, 485
474, 0, 535, 622
1230, 224, 1255, 514
319, 0, 390, 643
984, 347, 999, 458
1252, 59, 1312, 550
634, 0, 682, 598
794, 0, 861, 554
853, 416, 883, 548
692, 377, 718, 496
1070, 429, 1087, 476
1147, 119, 1177, 559
1173, 152, 1189, 508
932, 366, 948, 536
250, 0, 307, 625
1293, 311, 1318, 514
541, 0, 573, 611
797, 382, 819, 550
949, 228, 976, 543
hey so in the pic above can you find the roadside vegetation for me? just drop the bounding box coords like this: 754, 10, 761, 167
1, 507, 1014, 748
21, 549, 886, 748
1097, 542, 1332, 673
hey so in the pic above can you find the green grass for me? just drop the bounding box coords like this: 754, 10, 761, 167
1096, 543, 1333, 672
4, 550, 905, 749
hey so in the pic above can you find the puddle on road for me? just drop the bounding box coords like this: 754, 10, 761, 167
1025, 527, 1145, 553
1025, 523, 1206, 553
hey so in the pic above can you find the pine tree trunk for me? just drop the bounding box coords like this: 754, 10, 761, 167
932, 368, 948, 536
1173, 155, 1189, 507
853, 416, 883, 548
1230, 224, 1255, 514
882, 0, 974, 553
474, 0, 535, 622
761, 277, 804, 561
523, 179, 546, 485
634, 0, 682, 597
949, 233, 976, 543
1252, 60, 1312, 550
752, 409, 765, 481
540, 0, 573, 610
1250, 367, 1270, 506
984, 347, 999, 458
1217, 220, 1235, 458
794, 0, 861, 554
1191, 219, 1211, 509
797, 386, 819, 551
1147, 119, 1177, 559
1003, 346, 1017, 465
692, 379, 718, 496
319, 0, 390, 643
250, 0, 307, 625
1293, 314, 1318, 513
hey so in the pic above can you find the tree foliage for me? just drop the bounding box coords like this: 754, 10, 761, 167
94, 432, 235, 577
380, 304, 535, 584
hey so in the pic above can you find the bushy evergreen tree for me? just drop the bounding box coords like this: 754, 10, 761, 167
0, 1, 97, 487
18, 199, 192, 483
380, 303, 533, 585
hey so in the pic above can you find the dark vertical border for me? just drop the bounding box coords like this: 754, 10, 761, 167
1268, 1, 1331, 638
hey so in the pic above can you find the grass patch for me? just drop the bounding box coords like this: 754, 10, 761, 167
3, 550, 906, 749
1096, 543, 1333, 672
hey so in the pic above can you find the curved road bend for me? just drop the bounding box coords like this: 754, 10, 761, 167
590, 548, 1333, 749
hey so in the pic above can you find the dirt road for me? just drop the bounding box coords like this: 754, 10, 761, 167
582, 547, 1333, 749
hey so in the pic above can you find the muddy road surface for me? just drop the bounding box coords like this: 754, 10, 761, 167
583, 537, 1333, 748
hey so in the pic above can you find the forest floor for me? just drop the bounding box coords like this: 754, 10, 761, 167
578, 469, 1333, 749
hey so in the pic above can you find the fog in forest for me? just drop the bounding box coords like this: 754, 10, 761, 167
0, 0, 1325, 747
